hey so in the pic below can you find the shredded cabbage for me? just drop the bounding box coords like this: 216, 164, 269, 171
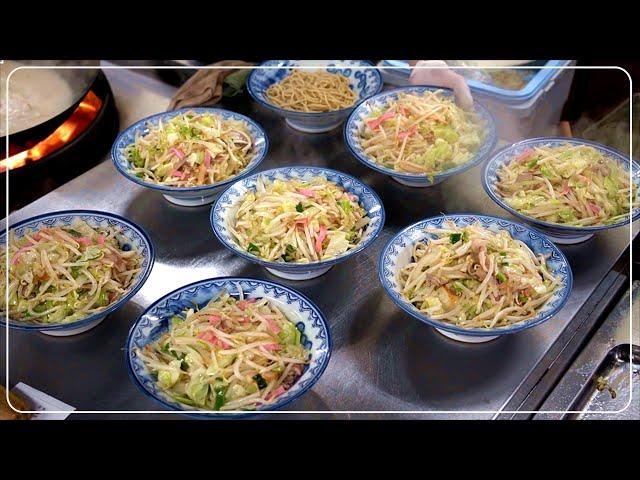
228, 176, 370, 263
496, 144, 638, 226
136, 290, 310, 411
1, 219, 144, 325
357, 90, 485, 175
399, 221, 560, 329
126, 111, 256, 187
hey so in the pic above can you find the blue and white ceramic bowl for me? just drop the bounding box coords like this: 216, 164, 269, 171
111, 107, 269, 207
344, 86, 498, 187
483, 137, 640, 244
247, 60, 383, 133
379, 214, 573, 343
211, 166, 385, 280
126, 277, 331, 418
2, 210, 155, 336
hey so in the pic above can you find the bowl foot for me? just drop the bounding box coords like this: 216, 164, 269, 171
265, 265, 333, 280
541, 232, 594, 244
40, 316, 106, 336
391, 176, 438, 187
435, 327, 499, 343
285, 118, 343, 134
163, 193, 218, 207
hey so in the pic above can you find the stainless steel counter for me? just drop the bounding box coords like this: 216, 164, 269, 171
2, 65, 637, 419
533, 282, 639, 419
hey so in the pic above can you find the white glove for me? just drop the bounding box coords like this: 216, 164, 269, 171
409, 60, 474, 109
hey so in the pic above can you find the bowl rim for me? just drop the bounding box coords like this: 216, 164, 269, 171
1, 209, 155, 332
210, 166, 386, 271
246, 60, 383, 119
111, 107, 269, 194
481, 136, 640, 233
378, 213, 574, 337
343, 85, 498, 182
124, 275, 333, 419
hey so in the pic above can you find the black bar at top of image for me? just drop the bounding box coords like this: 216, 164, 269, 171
2, 9, 639, 60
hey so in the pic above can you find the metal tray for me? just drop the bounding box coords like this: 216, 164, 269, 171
566, 344, 639, 420
1, 64, 637, 419
534, 281, 639, 420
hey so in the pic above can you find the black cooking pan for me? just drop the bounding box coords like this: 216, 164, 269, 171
1, 60, 100, 146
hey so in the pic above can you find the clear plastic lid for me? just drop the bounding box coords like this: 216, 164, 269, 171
379, 60, 572, 105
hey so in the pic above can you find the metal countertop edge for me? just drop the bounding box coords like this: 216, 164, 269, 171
495, 250, 631, 419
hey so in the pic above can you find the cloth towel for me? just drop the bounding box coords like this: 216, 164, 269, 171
168, 60, 255, 110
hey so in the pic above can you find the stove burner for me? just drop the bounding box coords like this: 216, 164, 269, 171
1, 91, 103, 173
2, 71, 119, 214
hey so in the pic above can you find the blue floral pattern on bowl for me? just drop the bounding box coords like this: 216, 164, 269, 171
111, 107, 269, 205
210, 167, 385, 278
125, 277, 332, 418
379, 214, 573, 337
247, 60, 382, 133
482, 137, 640, 243
1, 210, 155, 332
344, 86, 498, 187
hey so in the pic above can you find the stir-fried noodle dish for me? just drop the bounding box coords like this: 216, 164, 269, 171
357, 90, 485, 176
136, 290, 310, 411
495, 143, 638, 227
126, 111, 256, 187
399, 221, 560, 329
1, 219, 144, 325
228, 176, 370, 263
265, 70, 358, 113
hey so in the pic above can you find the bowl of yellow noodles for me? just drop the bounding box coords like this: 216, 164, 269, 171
247, 60, 382, 133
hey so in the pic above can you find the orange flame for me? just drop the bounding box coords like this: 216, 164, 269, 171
1, 91, 103, 173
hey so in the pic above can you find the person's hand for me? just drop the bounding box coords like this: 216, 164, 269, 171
558, 120, 573, 137
408, 60, 474, 109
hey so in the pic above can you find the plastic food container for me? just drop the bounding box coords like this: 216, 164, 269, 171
377, 60, 575, 142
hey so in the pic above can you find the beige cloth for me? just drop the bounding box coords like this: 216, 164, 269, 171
167, 60, 255, 110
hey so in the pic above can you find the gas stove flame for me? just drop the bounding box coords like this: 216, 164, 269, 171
1, 91, 103, 173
